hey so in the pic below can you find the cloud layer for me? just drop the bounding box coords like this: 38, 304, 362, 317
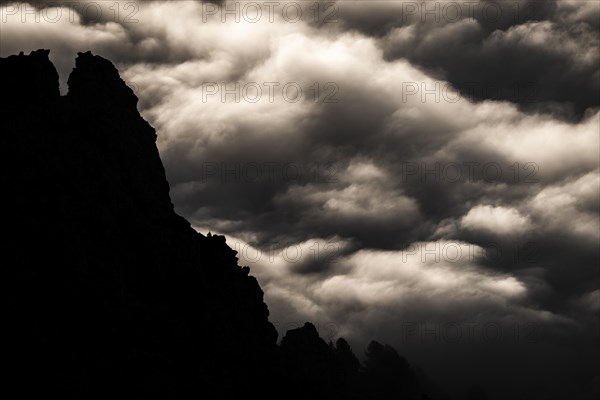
2, 1, 598, 398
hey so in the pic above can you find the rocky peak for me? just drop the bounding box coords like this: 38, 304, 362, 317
2, 49, 439, 400
67, 51, 138, 111
2, 49, 279, 399
0, 49, 59, 109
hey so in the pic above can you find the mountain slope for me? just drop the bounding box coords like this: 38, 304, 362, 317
1, 49, 442, 400
2, 49, 278, 399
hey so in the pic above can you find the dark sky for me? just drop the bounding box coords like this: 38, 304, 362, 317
2, 1, 599, 399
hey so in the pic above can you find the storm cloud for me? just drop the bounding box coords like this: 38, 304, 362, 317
2, 1, 598, 398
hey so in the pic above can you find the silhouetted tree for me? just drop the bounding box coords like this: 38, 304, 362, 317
334, 338, 361, 375
362, 341, 419, 400
280, 322, 339, 399
331, 338, 362, 397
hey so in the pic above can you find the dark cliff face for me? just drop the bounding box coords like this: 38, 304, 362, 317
1, 50, 441, 400
2, 49, 278, 399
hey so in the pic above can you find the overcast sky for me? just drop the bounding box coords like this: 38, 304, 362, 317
1, 1, 599, 399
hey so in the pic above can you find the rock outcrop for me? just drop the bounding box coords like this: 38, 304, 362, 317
1, 49, 441, 400
2, 49, 278, 399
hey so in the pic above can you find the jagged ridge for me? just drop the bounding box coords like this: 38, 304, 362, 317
1, 50, 442, 400
2, 49, 278, 399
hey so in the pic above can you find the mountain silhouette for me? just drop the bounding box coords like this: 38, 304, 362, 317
1, 49, 443, 400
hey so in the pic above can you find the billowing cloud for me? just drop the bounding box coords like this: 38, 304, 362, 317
460, 205, 531, 236
2, 1, 598, 398
342, 0, 600, 119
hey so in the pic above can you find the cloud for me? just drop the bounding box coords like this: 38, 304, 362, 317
220, 231, 593, 398
375, 2, 599, 119
526, 171, 600, 243
460, 205, 531, 236
2, 2, 598, 398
